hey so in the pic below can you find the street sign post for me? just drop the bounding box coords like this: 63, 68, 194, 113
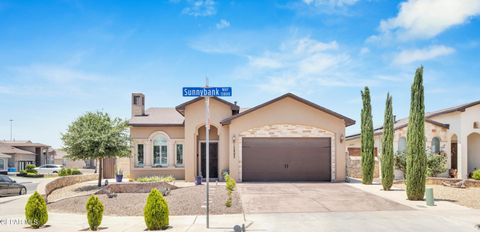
182, 83, 232, 229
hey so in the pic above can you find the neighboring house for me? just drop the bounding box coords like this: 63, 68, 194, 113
0, 140, 52, 171
121, 92, 355, 182
0, 153, 10, 174
53, 149, 96, 169
346, 100, 480, 179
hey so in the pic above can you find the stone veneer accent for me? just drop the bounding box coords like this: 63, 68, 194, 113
237, 124, 336, 182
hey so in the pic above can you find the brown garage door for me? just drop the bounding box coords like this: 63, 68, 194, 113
242, 137, 331, 181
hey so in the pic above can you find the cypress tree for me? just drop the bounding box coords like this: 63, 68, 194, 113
406, 66, 427, 200
361, 87, 375, 184
381, 94, 394, 190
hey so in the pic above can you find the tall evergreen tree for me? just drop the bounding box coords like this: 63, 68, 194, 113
406, 66, 427, 200
381, 94, 394, 190
361, 87, 375, 184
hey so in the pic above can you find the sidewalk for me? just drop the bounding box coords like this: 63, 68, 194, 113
0, 213, 247, 232
2, 210, 480, 231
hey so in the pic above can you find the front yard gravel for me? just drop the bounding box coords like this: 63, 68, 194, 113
48, 184, 242, 216
394, 183, 480, 209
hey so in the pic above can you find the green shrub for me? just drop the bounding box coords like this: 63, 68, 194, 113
25, 164, 38, 174
25, 191, 48, 229
226, 177, 236, 193
224, 173, 236, 208
58, 168, 68, 176
225, 197, 232, 207
472, 170, 480, 180
136, 176, 175, 183
394, 151, 407, 178
86, 195, 104, 231
144, 188, 169, 230
427, 152, 448, 177
71, 168, 82, 175
59, 168, 81, 176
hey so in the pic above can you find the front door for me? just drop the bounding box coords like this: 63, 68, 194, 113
200, 142, 218, 179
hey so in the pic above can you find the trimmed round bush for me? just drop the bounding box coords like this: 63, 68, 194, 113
144, 188, 169, 230
472, 169, 480, 180
86, 195, 104, 231
25, 191, 48, 229
71, 168, 82, 175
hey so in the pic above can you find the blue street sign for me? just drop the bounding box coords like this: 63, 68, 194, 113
183, 87, 232, 97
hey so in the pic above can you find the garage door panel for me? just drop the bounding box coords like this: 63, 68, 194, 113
242, 137, 331, 181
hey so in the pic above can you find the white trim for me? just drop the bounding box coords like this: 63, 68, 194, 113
175, 142, 185, 167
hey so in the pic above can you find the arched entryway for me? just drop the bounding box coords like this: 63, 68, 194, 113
467, 133, 480, 175
196, 125, 219, 179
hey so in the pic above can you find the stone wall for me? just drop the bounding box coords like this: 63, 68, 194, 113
347, 156, 380, 179
97, 182, 177, 194
39, 174, 98, 201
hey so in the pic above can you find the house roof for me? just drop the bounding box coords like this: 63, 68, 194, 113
0, 153, 12, 158
346, 117, 449, 140
175, 96, 239, 116
0, 140, 49, 147
220, 93, 356, 126
0, 144, 35, 155
426, 100, 480, 118
129, 108, 185, 127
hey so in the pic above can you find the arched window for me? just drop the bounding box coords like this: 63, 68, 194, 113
432, 137, 441, 153
153, 134, 168, 166
398, 137, 407, 153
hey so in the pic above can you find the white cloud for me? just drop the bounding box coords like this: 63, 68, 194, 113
216, 19, 230, 29
234, 37, 372, 93
372, 0, 480, 41
393, 45, 455, 65
182, 0, 216, 17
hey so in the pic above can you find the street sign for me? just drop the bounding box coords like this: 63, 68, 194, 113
182, 82, 232, 229
183, 87, 232, 97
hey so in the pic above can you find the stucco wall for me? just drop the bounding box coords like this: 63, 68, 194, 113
183, 98, 233, 181
129, 126, 186, 179
430, 104, 480, 178
228, 97, 348, 182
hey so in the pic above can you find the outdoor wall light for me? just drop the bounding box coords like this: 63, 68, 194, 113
340, 134, 345, 143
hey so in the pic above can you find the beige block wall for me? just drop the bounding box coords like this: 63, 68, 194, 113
183, 98, 232, 181
228, 97, 348, 182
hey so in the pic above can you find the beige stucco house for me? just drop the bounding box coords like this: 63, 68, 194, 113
346, 100, 480, 179
0, 140, 52, 171
121, 92, 355, 182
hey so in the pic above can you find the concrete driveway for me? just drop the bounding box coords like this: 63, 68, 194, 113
238, 183, 412, 213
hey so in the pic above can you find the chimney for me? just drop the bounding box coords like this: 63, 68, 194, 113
393, 115, 397, 122
132, 93, 145, 116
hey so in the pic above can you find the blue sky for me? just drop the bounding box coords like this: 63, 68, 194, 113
1, 0, 479, 148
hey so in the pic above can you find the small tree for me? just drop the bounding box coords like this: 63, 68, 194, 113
406, 66, 427, 200
25, 191, 48, 229
361, 87, 375, 184
86, 195, 104, 231
144, 188, 169, 230
381, 94, 394, 190
62, 112, 131, 187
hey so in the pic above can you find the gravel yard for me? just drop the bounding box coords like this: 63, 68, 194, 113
48, 184, 242, 216
394, 183, 480, 209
